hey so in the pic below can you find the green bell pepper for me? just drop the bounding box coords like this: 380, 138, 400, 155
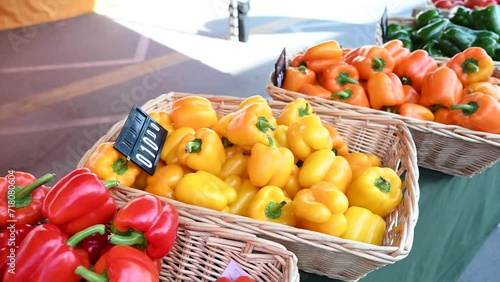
413, 18, 450, 48
422, 39, 444, 57
441, 25, 477, 51
472, 37, 500, 59
450, 6, 473, 28
385, 24, 415, 51
415, 9, 443, 30
470, 5, 500, 35
438, 37, 462, 58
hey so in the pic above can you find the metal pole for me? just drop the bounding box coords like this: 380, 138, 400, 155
237, 0, 250, 42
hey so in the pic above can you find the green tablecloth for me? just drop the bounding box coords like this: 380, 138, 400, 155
301, 163, 500, 282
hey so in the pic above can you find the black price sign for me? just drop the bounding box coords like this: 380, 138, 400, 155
114, 106, 168, 176
380, 7, 388, 42
273, 47, 287, 88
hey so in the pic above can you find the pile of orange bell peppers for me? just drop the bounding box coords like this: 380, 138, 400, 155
84, 95, 406, 246
283, 40, 500, 134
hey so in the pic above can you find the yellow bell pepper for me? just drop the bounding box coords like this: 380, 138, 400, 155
149, 111, 174, 133
160, 127, 196, 164
341, 206, 386, 246
247, 136, 295, 189
346, 167, 403, 217
323, 123, 349, 157
211, 113, 236, 148
293, 181, 349, 237
344, 152, 382, 182
239, 95, 269, 109
274, 125, 289, 148
276, 98, 315, 126
226, 102, 277, 150
218, 147, 249, 180
177, 128, 226, 175
144, 164, 185, 199
299, 149, 352, 193
287, 114, 333, 161
85, 142, 141, 187
132, 161, 166, 190
175, 170, 237, 212
224, 175, 260, 216
245, 185, 296, 226
282, 164, 302, 199
170, 96, 219, 130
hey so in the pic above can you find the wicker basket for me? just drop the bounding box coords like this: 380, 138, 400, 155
77, 92, 420, 281
111, 193, 299, 282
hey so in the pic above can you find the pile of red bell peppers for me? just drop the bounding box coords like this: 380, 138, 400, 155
0, 168, 179, 282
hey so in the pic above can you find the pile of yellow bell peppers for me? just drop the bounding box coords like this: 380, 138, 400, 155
84, 95, 404, 246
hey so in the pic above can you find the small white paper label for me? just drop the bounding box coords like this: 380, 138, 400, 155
220, 260, 252, 280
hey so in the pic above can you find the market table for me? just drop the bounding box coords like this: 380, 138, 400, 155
300, 162, 500, 282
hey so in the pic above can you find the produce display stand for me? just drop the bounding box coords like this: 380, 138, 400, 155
77, 92, 420, 282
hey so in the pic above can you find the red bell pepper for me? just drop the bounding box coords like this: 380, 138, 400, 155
0, 171, 54, 228
79, 230, 111, 264
42, 168, 119, 235
0, 223, 34, 276
109, 194, 179, 259
2, 223, 106, 282
75, 245, 160, 282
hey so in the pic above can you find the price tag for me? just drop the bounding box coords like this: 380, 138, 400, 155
273, 47, 287, 88
114, 105, 168, 176
380, 7, 388, 42
220, 260, 252, 280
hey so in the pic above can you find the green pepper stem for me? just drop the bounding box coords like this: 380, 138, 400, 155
256, 117, 276, 133
74, 266, 108, 282
450, 101, 479, 116
431, 104, 444, 112
109, 230, 147, 247
265, 200, 287, 220
221, 137, 233, 148
400, 76, 412, 86
66, 224, 107, 247
298, 103, 311, 117
375, 176, 391, 193
298, 65, 308, 73
267, 135, 277, 147
185, 138, 202, 153
113, 159, 129, 176
15, 173, 55, 204
372, 57, 386, 72
462, 58, 479, 74
331, 90, 353, 101
337, 72, 359, 86
104, 180, 119, 189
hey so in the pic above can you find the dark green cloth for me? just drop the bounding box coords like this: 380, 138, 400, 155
300, 162, 500, 282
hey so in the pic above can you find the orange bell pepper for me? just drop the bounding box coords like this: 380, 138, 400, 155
144, 164, 186, 199
177, 128, 226, 175
331, 83, 371, 108
446, 47, 495, 86
342, 47, 361, 64
282, 164, 302, 199
488, 76, 500, 85
394, 50, 438, 92
160, 127, 196, 165
247, 136, 295, 189
382, 39, 411, 68
449, 92, 500, 134
366, 72, 405, 110
397, 103, 435, 121
351, 46, 395, 80
276, 98, 314, 126
403, 85, 421, 104
282, 66, 316, 92
420, 66, 463, 109
323, 123, 349, 157
303, 40, 343, 73
344, 152, 382, 182
170, 96, 218, 130
463, 81, 500, 100
290, 53, 306, 68
298, 83, 332, 100
149, 111, 174, 133
322, 62, 360, 93
433, 107, 453, 125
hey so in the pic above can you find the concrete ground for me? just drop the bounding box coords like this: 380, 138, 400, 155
0, 0, 498, 281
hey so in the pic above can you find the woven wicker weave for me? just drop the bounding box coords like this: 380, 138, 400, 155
77, 92, 419, 281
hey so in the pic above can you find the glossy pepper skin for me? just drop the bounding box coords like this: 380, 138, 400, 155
403, 85, 421, 104
346, 166, 403, 217
298, 83, 332, 100
293, 181, 349, 237
277, 98, 314, 126
433, 107, 453, 125
394, 50, 438, 92
382, 39, 411, 68
450, 6, 473, 27
299, 149, 352, 193
422, 39, 444, 57
149, 111, 174, 133
0, 223, 34, 275
344, 152, 382, 182
367, 72, 406, 110
2, 224, 106, 282
341, 206, 386, 246
247, 136, 295, 189
322, 62, 360, 94
303, 40, 343, 73
175, 170, 237, 212
85, 142, 141, 187
287, 114, 333, 161
414, 18, 450, 45
331, 83, 371, 108
446, 47, 495, 86
75, 245, 160, 282
42, 168, 119, 235
218, 148, 249, 180
282, 164, 302, 199
463, 81, 500, 100
212, 112, 236, 146
226, 102, 277, 151
110, 194, 179, 259
415, 8, 443, 29
245, 185, 296, 226
79, 231, 110, 265
225, 175, 259, 216
384, 25, 415, 51
170, 95, 218, 130
238, 95, 269, 110
0, 171, 54, 228
161, 127, 196, 164
470, 4, 500, 35
397, 103, 435, 121
144, 164, 186, 199
177, 127, 226, 175
282, 66, 316, 92
323, 123, 349, 157
290, 53, 306, 67
449, 92, 500, 134
420, 66, 463, 109
351, 45, 395, 80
